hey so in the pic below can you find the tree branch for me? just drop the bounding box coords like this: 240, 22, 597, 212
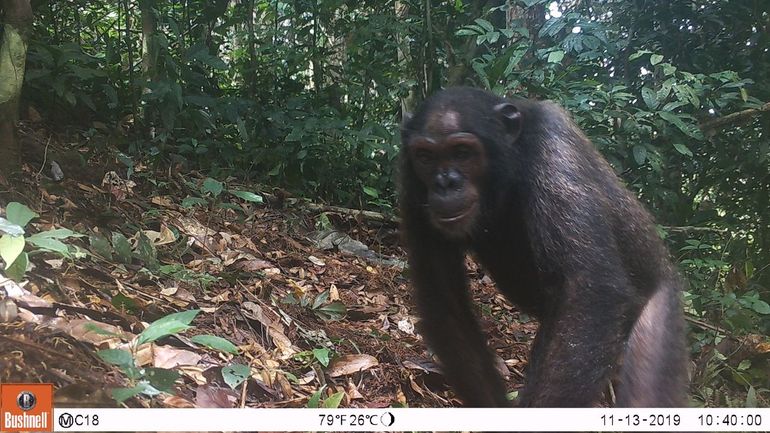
700, 102, 770, 132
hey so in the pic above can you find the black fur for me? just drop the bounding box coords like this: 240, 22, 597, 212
400, 87, 688, 407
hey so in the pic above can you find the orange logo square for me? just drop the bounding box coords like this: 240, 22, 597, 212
0, 384, 54, 432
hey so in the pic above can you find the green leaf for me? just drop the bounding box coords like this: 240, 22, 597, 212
650, 54, 663, 65
314, 301, 347, 321
641, 87, 658, 109
136, 309, 200, 345
5, 251, 27, 280
111, 384, 148, 404
222, 363, 251, 390
0, 235, 25, 268
547, 50, 565, 63
191, 335, 240, 354
229, 190, 264, 203
0, 217, 24, 236
673, 143, 693, 157
30, 228, 80, 239
322, 391, 345, 408
312, 290, 330, 310
202, 178, 224, 197
751, 300, 770, 314
134, 232, 158, 270
26, 233, 71, 258
313, 348, 331, 367
182, 196, 208, 208
145, 368, 180, 392
455, 27, 480, 37
362, 186, 379, 198
737, 359, 752, 371
89, 234, 113, 260
658, 112, 704, 140
307, 386, 325, 408
112, 232, 133, 264
632, 145, 647, 165
97, 348, 135, 367
746, 386, 757, 408
628, 50, 652, 61
84, 322, 123, 337
474, 18, 494, 32
6, 202, 38, 227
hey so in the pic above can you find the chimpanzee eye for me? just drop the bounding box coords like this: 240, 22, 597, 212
452, 145, 473, 161
415, 149, 434, 165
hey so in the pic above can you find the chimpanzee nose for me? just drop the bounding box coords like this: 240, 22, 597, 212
435, 171, 462, 191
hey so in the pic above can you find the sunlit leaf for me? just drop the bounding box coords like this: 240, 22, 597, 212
191, 335, 240, 354
137, 309, 200, 345
6, 202, 38, 227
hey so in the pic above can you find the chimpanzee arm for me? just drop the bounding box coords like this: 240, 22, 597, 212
519, 190, 645, 406
407, 230, 510, 407
518, 270, 640, 406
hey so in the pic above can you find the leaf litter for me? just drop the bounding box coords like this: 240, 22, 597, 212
0, 141, 538, 409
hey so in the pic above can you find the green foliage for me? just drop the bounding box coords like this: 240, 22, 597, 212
222, 363, 252, 390
95, 309, 241, 402
191, 335, 240, 355
0, 203, 83, 280
306, 385, 344, 408
281, 288, 347, 322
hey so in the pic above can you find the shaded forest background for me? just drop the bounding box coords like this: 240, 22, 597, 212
1, 0, 769, 408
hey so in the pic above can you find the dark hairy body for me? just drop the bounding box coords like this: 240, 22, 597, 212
399, 87, 688, 407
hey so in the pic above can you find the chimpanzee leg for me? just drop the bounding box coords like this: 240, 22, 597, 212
616, 282, 688, 407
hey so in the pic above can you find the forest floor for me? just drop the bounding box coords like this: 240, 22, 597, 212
0, 125, 537, 409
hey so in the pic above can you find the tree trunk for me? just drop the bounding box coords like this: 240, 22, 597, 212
395, 1, 416, 116
139, 0, 157, 128
0, 0, 32, 180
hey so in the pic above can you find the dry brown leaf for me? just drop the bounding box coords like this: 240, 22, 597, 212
329, 283, 340, 301
134, 344, 154, 366
195, 385, 238, 408
162, 395, 196, 408
396, 385, 407, 405
275, 372, 293, 399
151, 196, 175, 208
139, 227, 176, 246
408, 375, 425, 397
61, 319, 131, 347
153, 345, 203, 369
270, 328, 297, 359
235, 258, 276, 272
160, 286, 179, 296
308, 255, 325, 266
178, 366, 207, 385
345, 378, 364, 400
327, 354, 379, 377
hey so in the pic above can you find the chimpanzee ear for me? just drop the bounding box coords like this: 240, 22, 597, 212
494, 102, 522, 140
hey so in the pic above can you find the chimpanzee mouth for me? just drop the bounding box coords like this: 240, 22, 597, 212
436, 203, 477, 224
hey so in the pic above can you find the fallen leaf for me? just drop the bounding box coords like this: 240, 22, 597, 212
327, 354, 379, 377
235, 259, 275, 272
195, 385, 238, 408
154, 345, 203, 369
62, 319, 131, 347
162, 395, 196, 408
397, 318, 415, 335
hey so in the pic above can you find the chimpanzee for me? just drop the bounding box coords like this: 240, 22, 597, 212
399, 87, 687, 407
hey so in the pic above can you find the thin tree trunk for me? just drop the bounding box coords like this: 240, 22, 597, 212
0, 0, 32, 180
395, 1, 416, 116
139, 0, 157, 129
